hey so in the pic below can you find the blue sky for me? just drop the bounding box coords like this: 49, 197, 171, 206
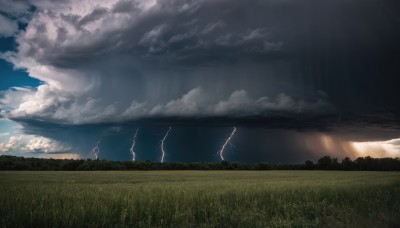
0, 37, 40, 90
0, 36, 39, 147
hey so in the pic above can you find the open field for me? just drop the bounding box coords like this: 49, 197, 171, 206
1, 171, 399, 227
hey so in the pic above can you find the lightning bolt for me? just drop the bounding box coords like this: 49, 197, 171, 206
218, 127, 237, 161
160, 126, 172, 163
92, 141, 101, 160
130, 128, 139, 161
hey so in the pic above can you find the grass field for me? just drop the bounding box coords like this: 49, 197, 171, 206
0, 171, 399, 227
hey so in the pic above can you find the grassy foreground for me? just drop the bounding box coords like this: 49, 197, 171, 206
0, 171, 399, 227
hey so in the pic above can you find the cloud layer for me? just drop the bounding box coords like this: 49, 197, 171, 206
1, 85, 333, 124
0, 0, 305, 125
2, 0, 399, 125
0, 0, 399, 160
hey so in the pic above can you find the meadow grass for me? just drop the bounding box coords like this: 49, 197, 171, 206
0, 171, 399, 227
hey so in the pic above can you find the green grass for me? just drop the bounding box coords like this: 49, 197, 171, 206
1, 171, 399, 227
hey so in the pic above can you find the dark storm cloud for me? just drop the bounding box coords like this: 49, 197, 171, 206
11, 0, 283, 68
2, 0, 397, 114
11, 111, 399, 163
0, 0, 31, 17
12, 110, 400, 143
1, 0, 399, 161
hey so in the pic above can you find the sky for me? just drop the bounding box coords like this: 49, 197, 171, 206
0, 0, 399, 163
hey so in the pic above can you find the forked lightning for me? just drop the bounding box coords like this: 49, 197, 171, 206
218, 127, 237, 161
130, 128, 139, 161
161, 127, 172, 163
92, 141, 101, 160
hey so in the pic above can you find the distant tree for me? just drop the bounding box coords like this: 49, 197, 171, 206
355, 157, 366, 170
341, 157, 354, 170
305, 160, 314, 170
1, 155, 399, 171
365, 156, 377, 170
379, 158, 400, 171
231, 162, 247, 170
331, 157, 340, 170
318, 156, 332, 170
220, 161, 233, 169
254, 162, 272, 170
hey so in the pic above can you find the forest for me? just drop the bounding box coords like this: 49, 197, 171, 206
0, 155, 399, 171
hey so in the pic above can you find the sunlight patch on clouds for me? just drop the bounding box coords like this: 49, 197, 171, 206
352, 138, 400, 158
302, 133, 356, 159
37, 153, 81, 160
301, 134, 400, 160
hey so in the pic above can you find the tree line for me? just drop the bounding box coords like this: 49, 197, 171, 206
0, 155, 399, 171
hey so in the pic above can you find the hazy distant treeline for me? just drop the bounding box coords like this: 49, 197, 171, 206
0, 155, 399, 171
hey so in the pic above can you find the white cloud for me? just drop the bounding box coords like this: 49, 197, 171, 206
0, 132, 10, 137
0, 134, 70, 153
0, 0, 30, 15
0, 87, 35, 113
0, 14, 18, 37
25, 136, 70, 153
0, 135, 22, 152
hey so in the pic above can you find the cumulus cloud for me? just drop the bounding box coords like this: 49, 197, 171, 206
0, 87, 35, 115
0, 134, 70, 153
0, 135, 22, 152
25, 136, 70, 153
